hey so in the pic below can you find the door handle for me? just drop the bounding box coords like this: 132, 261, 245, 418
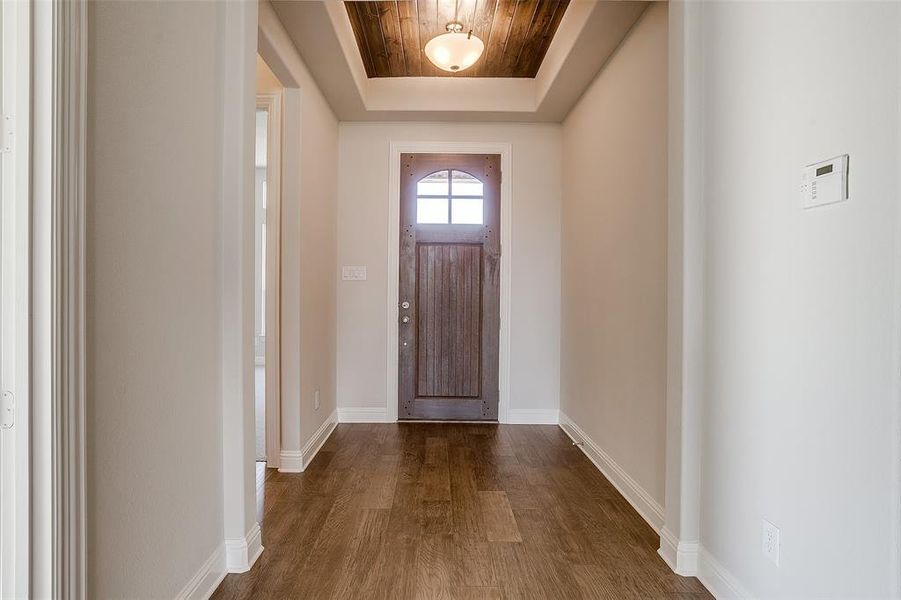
401, 315, 411, 324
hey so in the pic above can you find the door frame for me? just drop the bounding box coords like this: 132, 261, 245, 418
1, 0, 32, 595
387, 141, 512, 423
255, 92, 282, 468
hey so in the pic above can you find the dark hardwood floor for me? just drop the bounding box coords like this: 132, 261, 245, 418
212, 423, 711, 599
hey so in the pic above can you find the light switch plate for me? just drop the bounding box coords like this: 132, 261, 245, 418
800, 154, 848, 209
342, 266, 367, 281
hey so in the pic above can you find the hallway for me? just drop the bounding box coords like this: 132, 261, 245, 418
212, 424, 711, 599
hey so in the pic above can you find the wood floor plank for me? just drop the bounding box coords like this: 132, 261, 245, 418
478, 490, 522, 543
362, 454, 400, 509
213, 423, 713, 600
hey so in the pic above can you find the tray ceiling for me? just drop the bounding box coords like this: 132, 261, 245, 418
344, 0, 570, 78
267, 0, 649, 122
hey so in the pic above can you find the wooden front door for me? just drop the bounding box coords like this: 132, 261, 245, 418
399, 154, 501, 420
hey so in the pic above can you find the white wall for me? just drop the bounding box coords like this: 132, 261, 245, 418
259, 0, 339, 457
337, 123, 561, 420
695, 2, 901, 597
560, 3, 668, 510
86, 1, 224, 596
85, 0, 340, 594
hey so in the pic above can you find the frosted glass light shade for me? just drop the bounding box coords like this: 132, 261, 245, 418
424, 29, 485, 73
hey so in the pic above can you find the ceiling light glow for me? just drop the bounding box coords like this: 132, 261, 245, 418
424, 22, 485, 73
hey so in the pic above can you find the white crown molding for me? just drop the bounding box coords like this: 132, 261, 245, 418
505, 409, 559, 425
175, 545, 226, 600
225, 524, 263, 574
558, 411, 665, 532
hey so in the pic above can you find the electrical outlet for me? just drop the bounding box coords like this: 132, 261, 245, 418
762, 519, 780, 566
314, 389, 321, 411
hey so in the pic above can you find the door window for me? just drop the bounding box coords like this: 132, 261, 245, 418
416, 170, 484, 225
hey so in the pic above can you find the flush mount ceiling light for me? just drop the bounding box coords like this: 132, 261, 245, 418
424, 22, 485, 73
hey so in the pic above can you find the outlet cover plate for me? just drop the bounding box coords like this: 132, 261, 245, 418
762, 519, 780, 566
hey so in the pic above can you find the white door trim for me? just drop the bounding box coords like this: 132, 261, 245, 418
255, 92, 282, 468
386, 141, 512, 423
29, 0, 89, 597
53, 1, 89, 595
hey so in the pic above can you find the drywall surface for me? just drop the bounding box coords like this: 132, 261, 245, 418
259, 0, 339, 454
698, 2, 901, 596
336, 122, 561, 419
560, 3, 668, 508
86, 1, 224, 596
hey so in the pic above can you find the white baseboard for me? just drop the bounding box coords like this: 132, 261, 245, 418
300, 409, 337, 470
558, 410, 665, 532
337, 406, 561, 424
175, 544, 226, 600
278, 410, 338, 473
658, 526, 699, 576
337, 406, 391, 423
278, 450, 303, 473
697, 547, 753, 599
225, 523, 263, 574
505, 408, 559, 424
657, 531, 752, 599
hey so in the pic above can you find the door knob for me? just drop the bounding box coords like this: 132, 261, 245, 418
401, 315, 410, 324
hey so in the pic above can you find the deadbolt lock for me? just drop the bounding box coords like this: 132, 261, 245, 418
401, 301, 410, 309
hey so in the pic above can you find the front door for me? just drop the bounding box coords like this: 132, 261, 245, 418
398, 153, 501, 420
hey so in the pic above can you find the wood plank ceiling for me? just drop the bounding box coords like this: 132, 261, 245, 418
345, 0, 570, 78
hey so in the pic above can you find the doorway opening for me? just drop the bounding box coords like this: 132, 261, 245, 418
255, 55, 282, 474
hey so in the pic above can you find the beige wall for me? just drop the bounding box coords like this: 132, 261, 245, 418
256, 54, 281, 94
85, 1, 339, 595
560, 3, 668, 506
86, 1, 224, 596
337, 123, 562, 419
258, 0, 339, 452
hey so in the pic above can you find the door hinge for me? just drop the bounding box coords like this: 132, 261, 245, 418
1, 391, 14, 429
1, 114, 13, 153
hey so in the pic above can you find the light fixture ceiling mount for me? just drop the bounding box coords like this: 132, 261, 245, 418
424, 21, 485, 73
